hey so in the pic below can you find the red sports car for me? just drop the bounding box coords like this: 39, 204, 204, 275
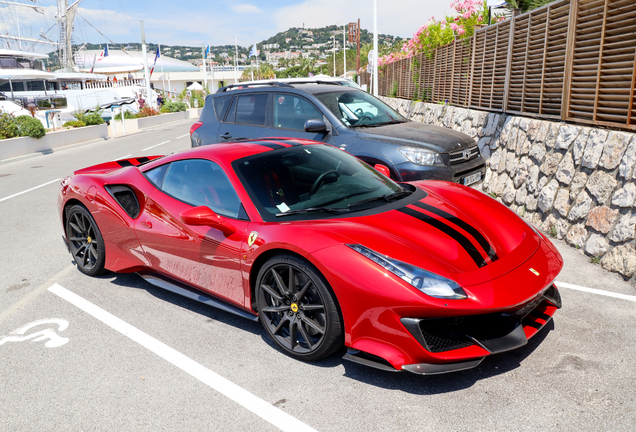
58, 138, 562, 375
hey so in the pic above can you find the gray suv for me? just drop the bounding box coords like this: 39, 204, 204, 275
190, 82, 485, 184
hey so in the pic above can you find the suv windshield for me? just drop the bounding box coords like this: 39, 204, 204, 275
315, 90, 406, 127
233, 145, 410, 221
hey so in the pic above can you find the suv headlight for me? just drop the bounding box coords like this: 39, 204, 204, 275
400, 147, 444, 166
347, 244, 467, 299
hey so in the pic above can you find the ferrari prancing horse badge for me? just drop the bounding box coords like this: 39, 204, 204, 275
248, 231, 259, 247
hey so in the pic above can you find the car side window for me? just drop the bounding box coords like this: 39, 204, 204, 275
144, 164, 169, 188
160, 159, 242, 219
213, 95, 232, 122
273, 94, 323, 131
234, 94, 268, 126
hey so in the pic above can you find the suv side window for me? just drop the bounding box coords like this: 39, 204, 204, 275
273, 94, 323, 131
160, 159, 243, 219
213, 95, 233, 121
232, 94, 268, 126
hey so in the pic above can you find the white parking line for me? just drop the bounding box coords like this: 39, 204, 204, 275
114, 154, 132, 161
177, 133, 189, 139
0, 178, 61, 203
47, 284, 318, 432
555, 281, 636, 302
142, 140, 171, 151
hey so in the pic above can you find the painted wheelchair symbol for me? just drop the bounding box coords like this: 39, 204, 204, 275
0, 319, 69, 348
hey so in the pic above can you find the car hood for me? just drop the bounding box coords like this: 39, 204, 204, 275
353, 122, 476, 153
303, 181, 541, 289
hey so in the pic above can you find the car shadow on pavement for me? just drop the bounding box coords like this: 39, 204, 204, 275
99, 271, 557, 393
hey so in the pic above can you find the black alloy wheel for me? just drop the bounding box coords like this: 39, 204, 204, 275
66, 204, 106, 276
256, 254, 343, 361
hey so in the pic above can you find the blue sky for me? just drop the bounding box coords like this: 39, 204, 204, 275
5, 0, 455, 51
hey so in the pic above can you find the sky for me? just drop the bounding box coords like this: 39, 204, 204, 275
1, 0, 456, 52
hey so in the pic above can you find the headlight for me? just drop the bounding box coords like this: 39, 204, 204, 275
347, 244, 467, 299
399, 147, 444, 166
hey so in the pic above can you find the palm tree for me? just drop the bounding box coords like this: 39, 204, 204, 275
359, 43, 373, 69
256, 63, 275, 79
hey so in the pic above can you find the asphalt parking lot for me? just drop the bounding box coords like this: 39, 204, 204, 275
1, 119, 635, 431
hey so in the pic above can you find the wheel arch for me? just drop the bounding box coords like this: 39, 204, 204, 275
62, 198, 88, 237
356, 155, 401, 181
249, 248, 343, 325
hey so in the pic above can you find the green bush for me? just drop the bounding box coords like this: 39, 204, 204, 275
136, 106, 160, 118
390, 81, 398, 97
74, 107, 105, 126
160, 101, 188, 113
63, 120, 86, 128
113, 110, 137, 120
0, 112, 19, 139
15, 115, 46, 138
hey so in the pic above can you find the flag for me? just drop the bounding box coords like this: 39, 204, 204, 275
205, 45, 210, 58
248, 43, 257, 59
150, 46, 160, 77
96, 44, 109, 62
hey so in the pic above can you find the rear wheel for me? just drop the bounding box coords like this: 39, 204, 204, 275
65, 204, 106, 276
256, 254, 343, 361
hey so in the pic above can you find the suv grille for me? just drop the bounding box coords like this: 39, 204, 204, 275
449, 145, 480, 166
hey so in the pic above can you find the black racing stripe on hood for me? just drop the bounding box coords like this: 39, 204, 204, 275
413, 201, 499, 262
397, 207, 487, 268
117, 160, 134, 167
135, 157, 150, 164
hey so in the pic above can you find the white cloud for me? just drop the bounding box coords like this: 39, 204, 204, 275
231, 4, 262, 14
2, 0, 457, 52
274, 0, 454, 39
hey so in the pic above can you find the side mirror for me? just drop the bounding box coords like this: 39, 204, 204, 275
304, 119, 328, 134
180, 206, 236, 235
374, 164, 391, 178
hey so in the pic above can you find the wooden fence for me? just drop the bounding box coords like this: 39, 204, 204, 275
364, 0, 636, 131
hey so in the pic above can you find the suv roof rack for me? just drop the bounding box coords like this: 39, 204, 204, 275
218, 82, 294, 92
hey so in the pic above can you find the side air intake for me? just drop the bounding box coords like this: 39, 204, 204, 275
105, 185, 141, 219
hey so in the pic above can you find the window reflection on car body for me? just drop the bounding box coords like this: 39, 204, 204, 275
349, 119, 408, 128
276, 206, 351, 217
347, 189, 413, 208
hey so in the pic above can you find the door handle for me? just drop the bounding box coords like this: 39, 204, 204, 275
141, 220, 152, 229
221, 132, 232, 140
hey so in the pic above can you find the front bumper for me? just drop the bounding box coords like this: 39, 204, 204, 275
396, 156, 486, 183
397, 285, 561, 374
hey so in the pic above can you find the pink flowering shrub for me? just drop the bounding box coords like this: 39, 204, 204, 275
378, 0, 496, 67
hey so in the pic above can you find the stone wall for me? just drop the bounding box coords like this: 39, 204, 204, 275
379, 96, 636, 280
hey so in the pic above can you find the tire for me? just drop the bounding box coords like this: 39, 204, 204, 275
256, 254, 343, 362
65, 204, 106, 276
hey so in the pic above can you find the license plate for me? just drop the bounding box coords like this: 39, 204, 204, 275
463, 172, 482, 186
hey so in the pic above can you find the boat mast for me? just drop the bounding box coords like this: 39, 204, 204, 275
58, 0, 67, 67
57, 0, 80, 70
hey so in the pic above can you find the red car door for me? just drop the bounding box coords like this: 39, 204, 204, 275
135, 159, 251, 308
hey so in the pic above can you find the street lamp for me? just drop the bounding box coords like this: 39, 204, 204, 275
373, 0, 378, 96
332, 35, 336, 77
337, 21, 347, 80
343, 23, 347, 80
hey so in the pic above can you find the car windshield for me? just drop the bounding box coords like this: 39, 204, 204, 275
233, 145, 409, 221
315, 90, 406, 127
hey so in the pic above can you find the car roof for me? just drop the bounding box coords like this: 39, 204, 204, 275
142, 138, 325, 170
214, 82, 361, 96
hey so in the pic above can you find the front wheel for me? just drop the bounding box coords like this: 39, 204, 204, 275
65, 204, 106, 276
256, 254, 343, 361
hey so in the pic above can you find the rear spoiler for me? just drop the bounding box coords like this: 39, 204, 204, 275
74, 155, 163, 175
